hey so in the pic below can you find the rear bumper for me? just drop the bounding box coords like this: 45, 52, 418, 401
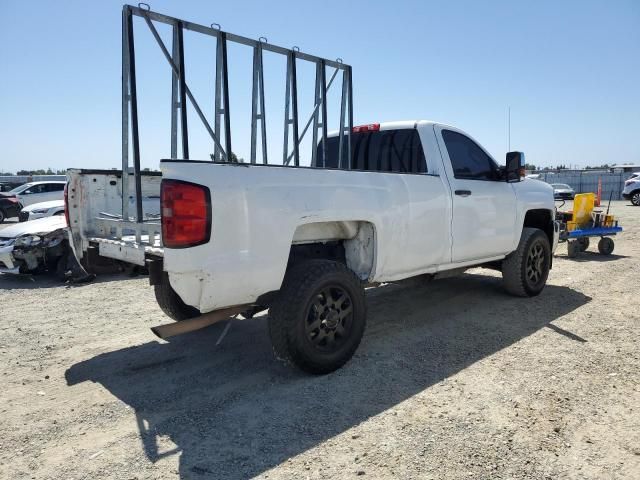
1, 203, 21, 219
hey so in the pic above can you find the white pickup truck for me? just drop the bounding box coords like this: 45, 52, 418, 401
68, 121, 559, 373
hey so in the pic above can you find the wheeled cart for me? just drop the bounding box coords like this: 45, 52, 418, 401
560, 226, 622, 258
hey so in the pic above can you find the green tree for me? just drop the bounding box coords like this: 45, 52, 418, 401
209, 152, 243, 162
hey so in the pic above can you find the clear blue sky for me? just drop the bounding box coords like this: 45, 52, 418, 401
1, 0, 639, 171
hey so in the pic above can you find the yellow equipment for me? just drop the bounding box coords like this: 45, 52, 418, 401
571, 193, 595, 227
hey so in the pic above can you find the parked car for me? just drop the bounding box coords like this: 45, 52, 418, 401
622, 172, 640, 206
19, 200, 65, 222
68, 121, 560, 374
0, 216, 70, 276
551, 183, 575, 200
0, 181, 66, 210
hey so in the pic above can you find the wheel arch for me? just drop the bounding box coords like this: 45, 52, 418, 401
287, 220, 378, 282
523, 209, 554, 246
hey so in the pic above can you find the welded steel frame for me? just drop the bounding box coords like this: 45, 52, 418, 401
122, 4, 353, 222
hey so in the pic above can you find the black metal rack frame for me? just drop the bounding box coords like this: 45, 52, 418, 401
122, 3, 354, 222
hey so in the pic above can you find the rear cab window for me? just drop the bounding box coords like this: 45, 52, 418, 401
314, 128, 427, 174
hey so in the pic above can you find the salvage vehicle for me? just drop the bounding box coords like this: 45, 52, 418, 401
551, 183, 575, 200
622, 172, 640, 206
67, 121, 560, 373
66, 5, 560, 374
19, 200, 65, 222
0, 216, 70, 276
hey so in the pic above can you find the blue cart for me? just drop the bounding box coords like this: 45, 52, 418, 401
560, 225, 623, 258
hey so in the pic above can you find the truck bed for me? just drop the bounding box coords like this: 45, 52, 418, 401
66, 169, 163, 267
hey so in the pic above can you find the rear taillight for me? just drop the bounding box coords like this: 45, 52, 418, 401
161, 179, 211, 249
63, 184, 69, 226
352, 123, 380, 133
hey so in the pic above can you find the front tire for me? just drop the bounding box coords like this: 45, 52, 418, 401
154, 274, 201, 321
631, 191, 640, 206
0, 209, 5, 223
502, 227, 551, 297
269, 260, 366, 374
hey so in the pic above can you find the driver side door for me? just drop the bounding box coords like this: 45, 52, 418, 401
435, 126, 517, 263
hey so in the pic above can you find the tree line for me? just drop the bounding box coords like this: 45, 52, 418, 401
0, 168, 67, 176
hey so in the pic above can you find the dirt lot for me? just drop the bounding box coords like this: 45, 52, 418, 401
1, 201, 639, 480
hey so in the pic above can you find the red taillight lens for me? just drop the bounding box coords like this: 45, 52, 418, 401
63, 184, 70, 226
352, 123, 380, 133
161, 179, 211, 249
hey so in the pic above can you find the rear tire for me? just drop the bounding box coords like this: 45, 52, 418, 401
0, 209, 5, 223
502, 227, 551, 297
597, 237, 614, 255
269, 260, 366, 374
154, 275, 201, 321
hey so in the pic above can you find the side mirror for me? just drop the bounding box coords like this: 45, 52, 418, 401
505, 151, 525, 182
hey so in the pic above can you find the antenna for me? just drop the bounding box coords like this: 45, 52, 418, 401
508, 106, 511, 151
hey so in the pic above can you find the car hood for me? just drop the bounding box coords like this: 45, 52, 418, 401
22, 200, 65, 212
0, 215, 67, 239
554, 188, 573, 192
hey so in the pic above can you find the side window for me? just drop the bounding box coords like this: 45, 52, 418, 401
317, 129, 427, 173
47, 183, 65, 192
441, 129, 497, 180
25, 184, 46, 194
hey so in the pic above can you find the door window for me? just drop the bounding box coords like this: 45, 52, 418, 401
441, 129, 498, 180
46, 183, 65, 192
24, 184, 47, 194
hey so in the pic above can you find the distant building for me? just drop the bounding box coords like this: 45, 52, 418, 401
609, 165, 640, 173
0, 174, 67, 186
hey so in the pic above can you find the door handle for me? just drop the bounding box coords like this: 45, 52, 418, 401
455, 189, 472, 197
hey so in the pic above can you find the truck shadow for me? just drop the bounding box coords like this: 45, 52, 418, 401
65, 273, 590, 479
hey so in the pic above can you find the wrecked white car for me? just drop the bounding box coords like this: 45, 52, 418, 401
0, 216, 70, 276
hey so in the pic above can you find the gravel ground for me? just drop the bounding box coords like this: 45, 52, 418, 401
0, 201, 639, 480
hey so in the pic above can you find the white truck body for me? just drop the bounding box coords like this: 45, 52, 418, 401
68, 121, 559, 314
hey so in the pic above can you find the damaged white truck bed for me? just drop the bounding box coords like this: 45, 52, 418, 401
66, 170, 163, 269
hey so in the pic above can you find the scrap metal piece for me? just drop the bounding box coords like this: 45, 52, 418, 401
151, 305, 249, 339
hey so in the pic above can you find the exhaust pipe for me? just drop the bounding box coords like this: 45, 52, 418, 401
151, 305, 249, 340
